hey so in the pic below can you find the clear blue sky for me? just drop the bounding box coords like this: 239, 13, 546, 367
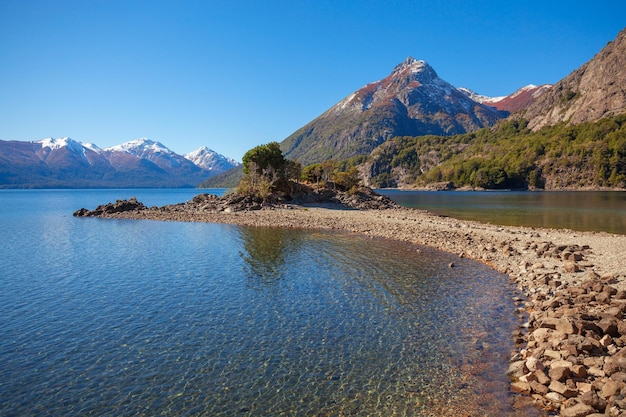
1, 0, 624, 161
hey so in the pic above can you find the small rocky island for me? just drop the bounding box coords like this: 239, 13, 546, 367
73, 183, 398, 219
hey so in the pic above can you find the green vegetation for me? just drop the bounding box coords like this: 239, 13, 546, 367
205, 114, 626, 191
300, 160, 362, 193
237, 142, 300, 198
242, 142, 288, 176
364, 115, 626, 190
234, 142, 363, 199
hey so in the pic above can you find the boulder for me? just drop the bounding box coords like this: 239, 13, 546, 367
561, 403, 596, 417
549, 380, 578, 398
598, 318, 620, 337
560, 403, 597, 417
545, 391, 567, 404
580, 390, 607, 412
511, 381, 531, 394
549, 366, 571, 382
539, 317, 578, 335
530, 381, 549, 395
564, 261, 582, 273
570, 364, 588, 378
73, 197, 146, 217
526, 356, 545, 372
595, 292, 612, 304
532, 369, 552, 386
508, 360, 526, 378
604, 357, 626, 376
599, 380, 626, 399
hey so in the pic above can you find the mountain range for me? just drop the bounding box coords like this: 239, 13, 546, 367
274, 28, 626, 190
0, 137, 239, 188
355, 27, 626, 190
5, 27, 626, 189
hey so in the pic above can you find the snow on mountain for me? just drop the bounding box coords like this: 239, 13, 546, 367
104, 138, 175, 159
184, 146, 240, 171
83, 142, 103, 153
35, 136, 238, 173
282, 56, 506, 165
37, 137, 86, 153
458, 84, 552, 113
2, 136, 240, 187
35, 137, 97, 164
456, 88, 505, 104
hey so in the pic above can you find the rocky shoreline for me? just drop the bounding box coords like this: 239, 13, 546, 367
75, 190, 626, 416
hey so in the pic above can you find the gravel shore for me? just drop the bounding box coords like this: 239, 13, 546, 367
79, 197, 626, 416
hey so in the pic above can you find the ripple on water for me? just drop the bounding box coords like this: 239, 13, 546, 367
0, 220, 536, 416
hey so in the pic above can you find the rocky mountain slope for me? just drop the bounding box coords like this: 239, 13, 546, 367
280, 57, 507, 165
0, 137, 239, 188
353, 28, 626, 191
521, 28, 626, 130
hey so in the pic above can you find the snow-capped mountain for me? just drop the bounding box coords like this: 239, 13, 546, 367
0, 137, 238, 188
184, 146, 240, 171
102, 138, 194, 173
105, 138, 174, 158
456, 88, 506, 105
39, 137, 87, 152
281, 57, 507, 165
458, 84, 552, 113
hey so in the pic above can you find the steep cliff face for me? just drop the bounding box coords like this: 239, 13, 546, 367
521, 28, 626, 130
281, 57, 506, 165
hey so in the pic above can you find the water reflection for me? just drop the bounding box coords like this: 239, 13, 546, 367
233, 229, 532, 415
238, 226, 304, 283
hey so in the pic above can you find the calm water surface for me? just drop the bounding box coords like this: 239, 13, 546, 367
0, 189, 534, 416
380, 190, 626, 235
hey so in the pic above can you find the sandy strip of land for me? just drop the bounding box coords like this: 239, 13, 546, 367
109, 203, 625, 283
99, 203, 626, 414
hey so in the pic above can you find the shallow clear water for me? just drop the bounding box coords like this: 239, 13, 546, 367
0, 189, 533, 416
380, 190, 626, 235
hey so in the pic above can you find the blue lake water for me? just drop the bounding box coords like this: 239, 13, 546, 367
0, 189, 535, 416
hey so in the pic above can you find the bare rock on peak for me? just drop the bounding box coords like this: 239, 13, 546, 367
520, 28, 626, 130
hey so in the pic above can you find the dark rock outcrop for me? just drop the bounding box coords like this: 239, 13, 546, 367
74, 197, 146, 217
73, 186, 399, 218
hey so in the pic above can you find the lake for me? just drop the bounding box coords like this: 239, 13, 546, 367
380, 190, 626, 235
0, 189, 534, 416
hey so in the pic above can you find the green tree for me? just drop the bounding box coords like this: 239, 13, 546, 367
242, 142, 287, 176
335, 166, 361, 192
237, 142, 290, 199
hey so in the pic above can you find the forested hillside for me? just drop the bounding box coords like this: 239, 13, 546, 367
361, 115, 626, 190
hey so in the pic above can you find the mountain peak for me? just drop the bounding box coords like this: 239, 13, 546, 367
37, 137, 86, 153
105, 138, 173, 156
391, 57, 437, 79
184, 146, 240, 171
282, 57, 505, 165
396, 56, 427, 69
